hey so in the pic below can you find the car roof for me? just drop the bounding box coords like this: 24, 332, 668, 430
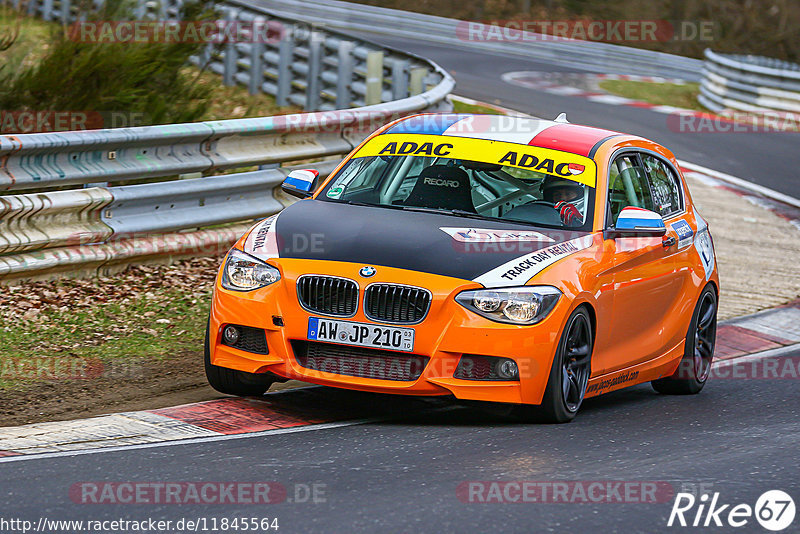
382, 113, 625, 158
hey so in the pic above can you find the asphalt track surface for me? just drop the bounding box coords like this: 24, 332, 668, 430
3, 21, 800, 534
351, 34, 800, 199
2, 348, 799, 532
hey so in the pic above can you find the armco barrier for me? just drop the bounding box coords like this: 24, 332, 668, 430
103, 160, 340, 236
0, 188, 113, 255
699, 50, 800, 113
0, 2, 454, 281
0, 223, 255, 280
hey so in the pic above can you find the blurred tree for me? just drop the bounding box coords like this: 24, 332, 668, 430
0, 0, 219, 127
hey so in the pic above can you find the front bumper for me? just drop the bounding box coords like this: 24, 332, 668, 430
209, 258, 567, 405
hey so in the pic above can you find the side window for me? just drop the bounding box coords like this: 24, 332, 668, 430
607, 155, 654, 225
641, 154, 683, 218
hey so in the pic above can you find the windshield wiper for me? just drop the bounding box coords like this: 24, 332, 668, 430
400, 206, 487, 220
341, 200, 407, 211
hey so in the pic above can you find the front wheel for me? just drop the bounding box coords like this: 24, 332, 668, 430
652, 285, 717, 395
515, 307, 593, 423
204, 321, 276, 396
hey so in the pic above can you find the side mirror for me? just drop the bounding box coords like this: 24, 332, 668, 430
604, 206, 666, 239
281, 169, 320, 199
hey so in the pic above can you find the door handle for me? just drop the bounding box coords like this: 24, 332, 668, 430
662, 236, 677, 248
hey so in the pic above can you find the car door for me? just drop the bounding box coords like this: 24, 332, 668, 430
592, 152, 684, 374
639, 153, 698, 355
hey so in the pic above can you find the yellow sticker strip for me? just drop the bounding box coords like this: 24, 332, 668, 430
354, 134, 597, 187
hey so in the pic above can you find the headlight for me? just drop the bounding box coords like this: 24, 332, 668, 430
455, 286, 561, 325
221, 249, 281, 291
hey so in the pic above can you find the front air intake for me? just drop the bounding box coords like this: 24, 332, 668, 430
297, 275, 359, 317
364, 284, 431, 324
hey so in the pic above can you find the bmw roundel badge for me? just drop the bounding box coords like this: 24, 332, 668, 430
359, 266, 376, 278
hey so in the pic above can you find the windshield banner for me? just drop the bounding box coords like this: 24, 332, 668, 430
354, 133, 597, 187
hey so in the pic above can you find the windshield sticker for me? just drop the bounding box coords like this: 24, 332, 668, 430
474, 234, 595, 288
327, 186, 344, 199
670, 220, 694, 249
357, 134, 597, 187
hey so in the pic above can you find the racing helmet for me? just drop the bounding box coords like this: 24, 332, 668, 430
541, 175, 587, 218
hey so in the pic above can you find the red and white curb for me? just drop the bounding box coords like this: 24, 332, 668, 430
0, 389, 400, 462
500, 71, 800, 132
501, 71, 699, 116
1, 303, 799, 461
715, 301, 800, 359
0, 396, 327, 458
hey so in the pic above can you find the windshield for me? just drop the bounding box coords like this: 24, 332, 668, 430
319, 136, 597, 230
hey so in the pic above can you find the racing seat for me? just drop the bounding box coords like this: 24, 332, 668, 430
403, 165, 476, 212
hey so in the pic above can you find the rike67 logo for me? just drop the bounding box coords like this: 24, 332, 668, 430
668, 490, 795, 531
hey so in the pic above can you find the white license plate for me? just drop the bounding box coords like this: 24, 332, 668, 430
307, 317, 414, 352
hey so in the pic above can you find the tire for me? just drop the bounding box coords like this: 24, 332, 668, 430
652, 285, 717, 395
515, 307, 593, 424
204, 321, 276, 396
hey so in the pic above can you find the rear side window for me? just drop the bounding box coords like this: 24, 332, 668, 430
641, 154, 683, 218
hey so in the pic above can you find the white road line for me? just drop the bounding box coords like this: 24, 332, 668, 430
678, 161, 800, 209
651, 105, 686, 114
712, 344, 800, 370
586, 94, 634, 105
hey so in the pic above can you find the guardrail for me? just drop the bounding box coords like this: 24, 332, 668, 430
255, 0, 704, 81
699, 50, 800, 114
0, 1, 455, 281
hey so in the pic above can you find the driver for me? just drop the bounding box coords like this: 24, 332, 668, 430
541, 176, 584, 226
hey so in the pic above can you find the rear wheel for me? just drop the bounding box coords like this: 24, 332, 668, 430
204, 321, 276, 396
515, 307, 593, 423
652, 285, 717, 395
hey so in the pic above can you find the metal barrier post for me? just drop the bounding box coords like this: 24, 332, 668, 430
336, 41, 355, 109
248, 16, 266, 95
365, 51, 384, 105
409, 68, 428, 96
222, 8, 238, 87
276, 26, 294, 106
305, 32, 323, 111
60, 0, 72, 24
392, 60, 410, 100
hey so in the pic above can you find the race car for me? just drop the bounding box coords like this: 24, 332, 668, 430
205, 113, 719, 423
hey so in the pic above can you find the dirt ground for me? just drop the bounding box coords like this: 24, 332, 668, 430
0, 349, 310, 427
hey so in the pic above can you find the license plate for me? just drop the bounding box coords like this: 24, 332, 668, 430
307, 317, 415, 352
